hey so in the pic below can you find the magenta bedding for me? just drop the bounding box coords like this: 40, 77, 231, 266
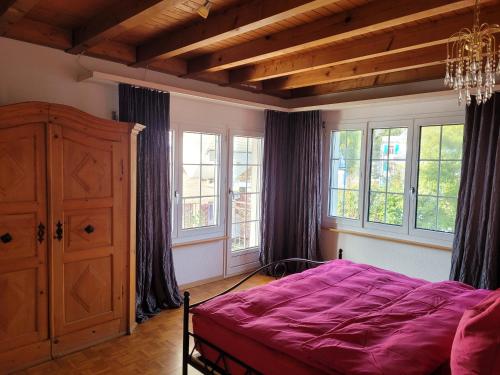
192, 260, 490, 375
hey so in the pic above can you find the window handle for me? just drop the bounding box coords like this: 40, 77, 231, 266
174, 191, 181, 204
409, 187, 416, 196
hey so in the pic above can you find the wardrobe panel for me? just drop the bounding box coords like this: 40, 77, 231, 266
50, 121, 126, 352
0, 122, 49, 370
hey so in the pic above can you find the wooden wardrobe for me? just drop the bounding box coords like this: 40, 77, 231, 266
0, 102, 143, 373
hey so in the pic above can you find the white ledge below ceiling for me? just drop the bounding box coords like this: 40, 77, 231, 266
78, 70, 500, 113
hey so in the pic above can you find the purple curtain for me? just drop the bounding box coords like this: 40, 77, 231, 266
450, 92, 500, 290
260, 110, 323, 267
119, 84, 182, 323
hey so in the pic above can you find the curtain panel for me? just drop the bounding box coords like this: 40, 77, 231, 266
119, 84, 182, 323
450, 92, 500, 290
260, 110, 323, 267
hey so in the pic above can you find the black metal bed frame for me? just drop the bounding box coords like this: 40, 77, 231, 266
182, 258, 329, 375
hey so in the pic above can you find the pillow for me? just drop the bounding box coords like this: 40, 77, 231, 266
450, 289, 500, 374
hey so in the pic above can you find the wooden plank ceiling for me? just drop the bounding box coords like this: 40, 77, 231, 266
1, 0, 499, 99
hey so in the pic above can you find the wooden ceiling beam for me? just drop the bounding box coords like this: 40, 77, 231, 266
263, 45, 446, 91
230, 4, 500, 84
0, 0, 39, 35
187, 0, 476, 75
290, 65, 445, 97
67, 0, 186, 55
5, 18, 235, 87
133, 0, 339, 67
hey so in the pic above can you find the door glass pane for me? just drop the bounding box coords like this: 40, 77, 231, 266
231, 136, 263, 252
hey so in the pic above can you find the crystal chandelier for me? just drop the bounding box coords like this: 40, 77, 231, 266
444, 0, 500, 105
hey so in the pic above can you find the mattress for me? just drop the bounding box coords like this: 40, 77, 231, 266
192, 260, 490, 375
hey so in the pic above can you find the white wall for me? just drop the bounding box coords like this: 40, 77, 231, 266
0, 36, 460, 284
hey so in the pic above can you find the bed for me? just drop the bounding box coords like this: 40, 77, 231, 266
182, 259, 490, 375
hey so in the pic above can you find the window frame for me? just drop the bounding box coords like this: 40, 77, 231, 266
227, 129, 264, 258
364, 119, 414, 235
172, 122, 227, 242
323, 122, 367, 229
409, 115, 465, 243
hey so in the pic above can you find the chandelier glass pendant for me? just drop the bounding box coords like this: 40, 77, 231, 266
444, 0, 500, 105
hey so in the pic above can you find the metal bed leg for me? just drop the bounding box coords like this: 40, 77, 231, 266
183, 291, 190, 375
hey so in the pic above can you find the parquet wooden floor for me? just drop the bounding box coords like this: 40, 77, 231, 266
16, 274, 273, 375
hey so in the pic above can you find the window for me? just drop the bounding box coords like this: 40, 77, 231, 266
328, 130, 362, 219
181, 131, 221, 230
368, 127, 408, 226
325, 116, 464, 244
416, 124, 464, 233
230, 136, 263, 251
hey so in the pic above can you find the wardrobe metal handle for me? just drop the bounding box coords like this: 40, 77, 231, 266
0, 233, 12, 244
37, 223, 45, 243
84, 225, 95, 234
55, 221, 63, 241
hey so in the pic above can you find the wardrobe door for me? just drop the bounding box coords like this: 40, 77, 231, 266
49, 124, 126, 356
0, 124, 50, 371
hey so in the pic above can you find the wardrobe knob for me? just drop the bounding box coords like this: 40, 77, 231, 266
0, 233, 12, 244
84, 225, 95, 234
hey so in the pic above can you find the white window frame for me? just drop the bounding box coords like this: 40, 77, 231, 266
409, 115, 465, 243
169, 129, 178, 240
364, 119, 414, 235
323, 122, 367, 229
172, 123, 227, 242
227, 130, 264, 257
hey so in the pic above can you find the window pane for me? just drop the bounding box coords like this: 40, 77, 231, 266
345, 160, 360, 190
247, 221, 260, 248
246, 166, 261, 193
247, 138, 263, 165
330, 188, 344, 217
420, 126, 440, 160
388, 128, 407, 160
417, 196, 437, 230
344, 191, 359, 219
416, 124, 463, 233
418, 161, 439, 196
439, 161, 461, 197
201, 165, 217, 196
368, 192, 386, 223
233, 165, 248, 193
201, 134, 218, 164
181, 131, 221, 230
232, 193, 246, 223
182, 165, 200, 197
247, 193, 260, 221
233, 137, 248, 165
345, 131, 362, 159
441, 125, 464, 160
329, 130, 362, 220
386, 194, 404, 225
437, 198, 457, 233
183, 132, 201, 164
387, 161, 405, 193
182, 198, 200, 229
200, 197, 217, 226
370, 160, 387, 192
330, 159, 344, 189
232, 223, 245, 251
372, 128, 390, 159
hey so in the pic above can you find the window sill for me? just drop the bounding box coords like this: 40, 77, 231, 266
172, 236, 228, 250
322, 226, 452, 252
